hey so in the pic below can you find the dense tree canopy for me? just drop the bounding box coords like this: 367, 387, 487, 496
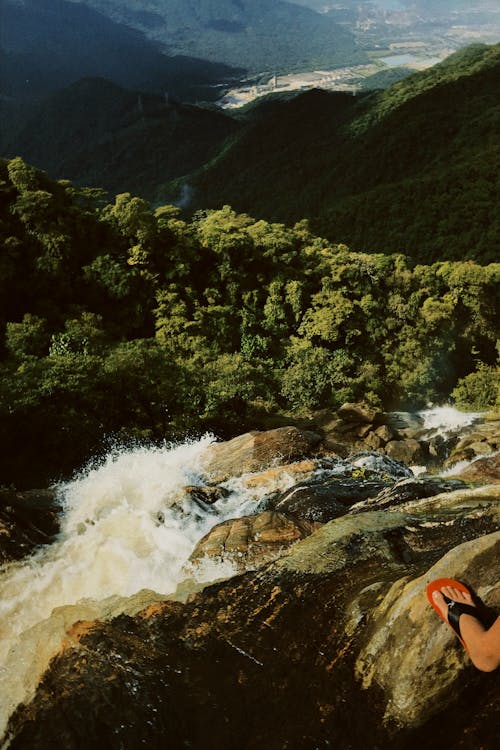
0, 158, 498, 486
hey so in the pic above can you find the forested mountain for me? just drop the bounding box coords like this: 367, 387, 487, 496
176, 44, 500, 263
0, 157, 498, 485
0, 0, 241, 153
0, 0, 242, 102
6, 44, 498, 264
2, 78, 239, 200
67, 0, 366, 72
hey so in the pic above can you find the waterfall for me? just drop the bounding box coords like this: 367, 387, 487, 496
0, 436, 308, 741
0, 408, 491, 741
417, 405, 483, 437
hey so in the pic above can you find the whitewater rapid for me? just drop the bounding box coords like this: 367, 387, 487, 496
0, 435, 310, 741
0, 407, 487, 741
418, 405, 483, 436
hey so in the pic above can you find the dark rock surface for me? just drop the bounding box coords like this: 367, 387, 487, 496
183, 485, 230, 506
0, 489, 62, 564
273, 477, 390, 522
5, 485, 500, 750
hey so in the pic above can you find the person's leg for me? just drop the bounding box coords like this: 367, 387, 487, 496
432, 585, 500, 672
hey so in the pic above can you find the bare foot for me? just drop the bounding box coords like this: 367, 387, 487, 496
432, 585, 477, 620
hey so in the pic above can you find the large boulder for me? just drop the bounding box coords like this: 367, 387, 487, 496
232, 459, 322, 494
336, 402, 380, 424
5, 485, 500, 750
202, 427, 322, 484
453, 452, 500, 484
189, 510, 319, 573
385, 438, 425, 464
356, 531, 500, 727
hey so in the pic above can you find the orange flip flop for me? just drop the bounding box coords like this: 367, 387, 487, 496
426, 578, 479, 651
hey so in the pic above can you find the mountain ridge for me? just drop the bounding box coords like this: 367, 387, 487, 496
2, 77, 240, 199
66, 0, 366, 73
178, 43, 500, 263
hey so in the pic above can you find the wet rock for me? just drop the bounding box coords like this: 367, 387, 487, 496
337, 402, 380, 424
273, 477, 390, 523
183, 485, 230, 506
189, 510, 319, 573
384, 411, 424, 434
5, 486, 500, 750
427, 434, 456, 462
349, 477, 468, 513
349, 451, 413, 479
202, 427, 322, 484
0, 489, 62, 564
444, 447, 476, 467
385, 438, 425, 465
453, 453, 500, 484
444, 420, 500, 468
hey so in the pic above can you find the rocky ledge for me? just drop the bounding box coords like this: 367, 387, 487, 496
2, 407, 499, 749
0, 489, 62, 565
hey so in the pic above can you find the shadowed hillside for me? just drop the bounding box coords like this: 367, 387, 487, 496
2, 78, 240, 200
0, 0, 243, 154
68, 0, 367, 73
178, 44, 500, 263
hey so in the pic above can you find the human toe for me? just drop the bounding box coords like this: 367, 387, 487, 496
432, 590, 448, 616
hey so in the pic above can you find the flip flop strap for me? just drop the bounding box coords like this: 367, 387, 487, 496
444, 596, 479, 639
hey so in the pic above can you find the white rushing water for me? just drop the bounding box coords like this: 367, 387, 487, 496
0, 408, 488, 740
0, 436, 313, 741
418, 405, 483, 436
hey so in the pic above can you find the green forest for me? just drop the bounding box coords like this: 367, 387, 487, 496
181, 44, 500, 264
1, 156, 498, 486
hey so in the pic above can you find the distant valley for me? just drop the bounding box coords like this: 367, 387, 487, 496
178, 43, 500, 264
3, 41, 499, 265
64, 0, 367, 73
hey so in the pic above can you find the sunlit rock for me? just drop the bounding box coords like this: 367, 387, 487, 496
337, 402, 380, 424
236, 458, 320, 491
356, 531, 500, 727
189, 510, 319, 573
453, 452, 500, 484
202, 426, 322, 483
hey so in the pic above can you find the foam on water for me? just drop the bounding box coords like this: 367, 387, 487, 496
418, 405, 483, 436
441, 450, 499, 478
0, 437, 312, 740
